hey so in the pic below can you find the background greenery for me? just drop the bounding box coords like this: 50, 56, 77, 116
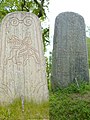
87, 37, 90, 68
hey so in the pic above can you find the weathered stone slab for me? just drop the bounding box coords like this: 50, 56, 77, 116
0, 12, 48, 103
51, 12, 89, 89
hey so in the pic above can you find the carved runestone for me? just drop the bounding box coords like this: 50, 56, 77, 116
0, 12, 48, 104
51, 12, 89, 89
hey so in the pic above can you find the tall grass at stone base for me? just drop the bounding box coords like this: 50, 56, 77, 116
0, 98, 49, 120
49, 81, 90, 120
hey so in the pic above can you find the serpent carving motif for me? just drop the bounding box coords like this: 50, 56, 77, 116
5, 35, 40, 65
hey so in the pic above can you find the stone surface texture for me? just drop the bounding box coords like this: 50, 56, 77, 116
0, 12, 48, 103
51, 12, 89, 89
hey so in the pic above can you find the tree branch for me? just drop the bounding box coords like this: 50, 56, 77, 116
21, 0, 26, 11
34, 0, 45, 18
33, 0, 40, 7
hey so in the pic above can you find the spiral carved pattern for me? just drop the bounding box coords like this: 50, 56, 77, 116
24, 17, 32, 26
10, 17, 19, 26
10, 17, 32, 26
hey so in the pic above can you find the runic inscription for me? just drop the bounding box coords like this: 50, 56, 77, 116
51, 12, 89, 89
0, 12, 48, 103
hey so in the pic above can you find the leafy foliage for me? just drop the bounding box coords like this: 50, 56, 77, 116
87, 37, 90, 68
42, 27, 49, 52
46, 52, 52, 89
0, 0, 48, 19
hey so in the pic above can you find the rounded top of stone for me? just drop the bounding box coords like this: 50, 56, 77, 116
1, 11, 40, 25
4, 11, 39, 18
56, 11, 84, 22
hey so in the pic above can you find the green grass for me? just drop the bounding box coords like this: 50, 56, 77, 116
0, 99, 49, 120
50, 82, 90, 120
86, 37, 90, 68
